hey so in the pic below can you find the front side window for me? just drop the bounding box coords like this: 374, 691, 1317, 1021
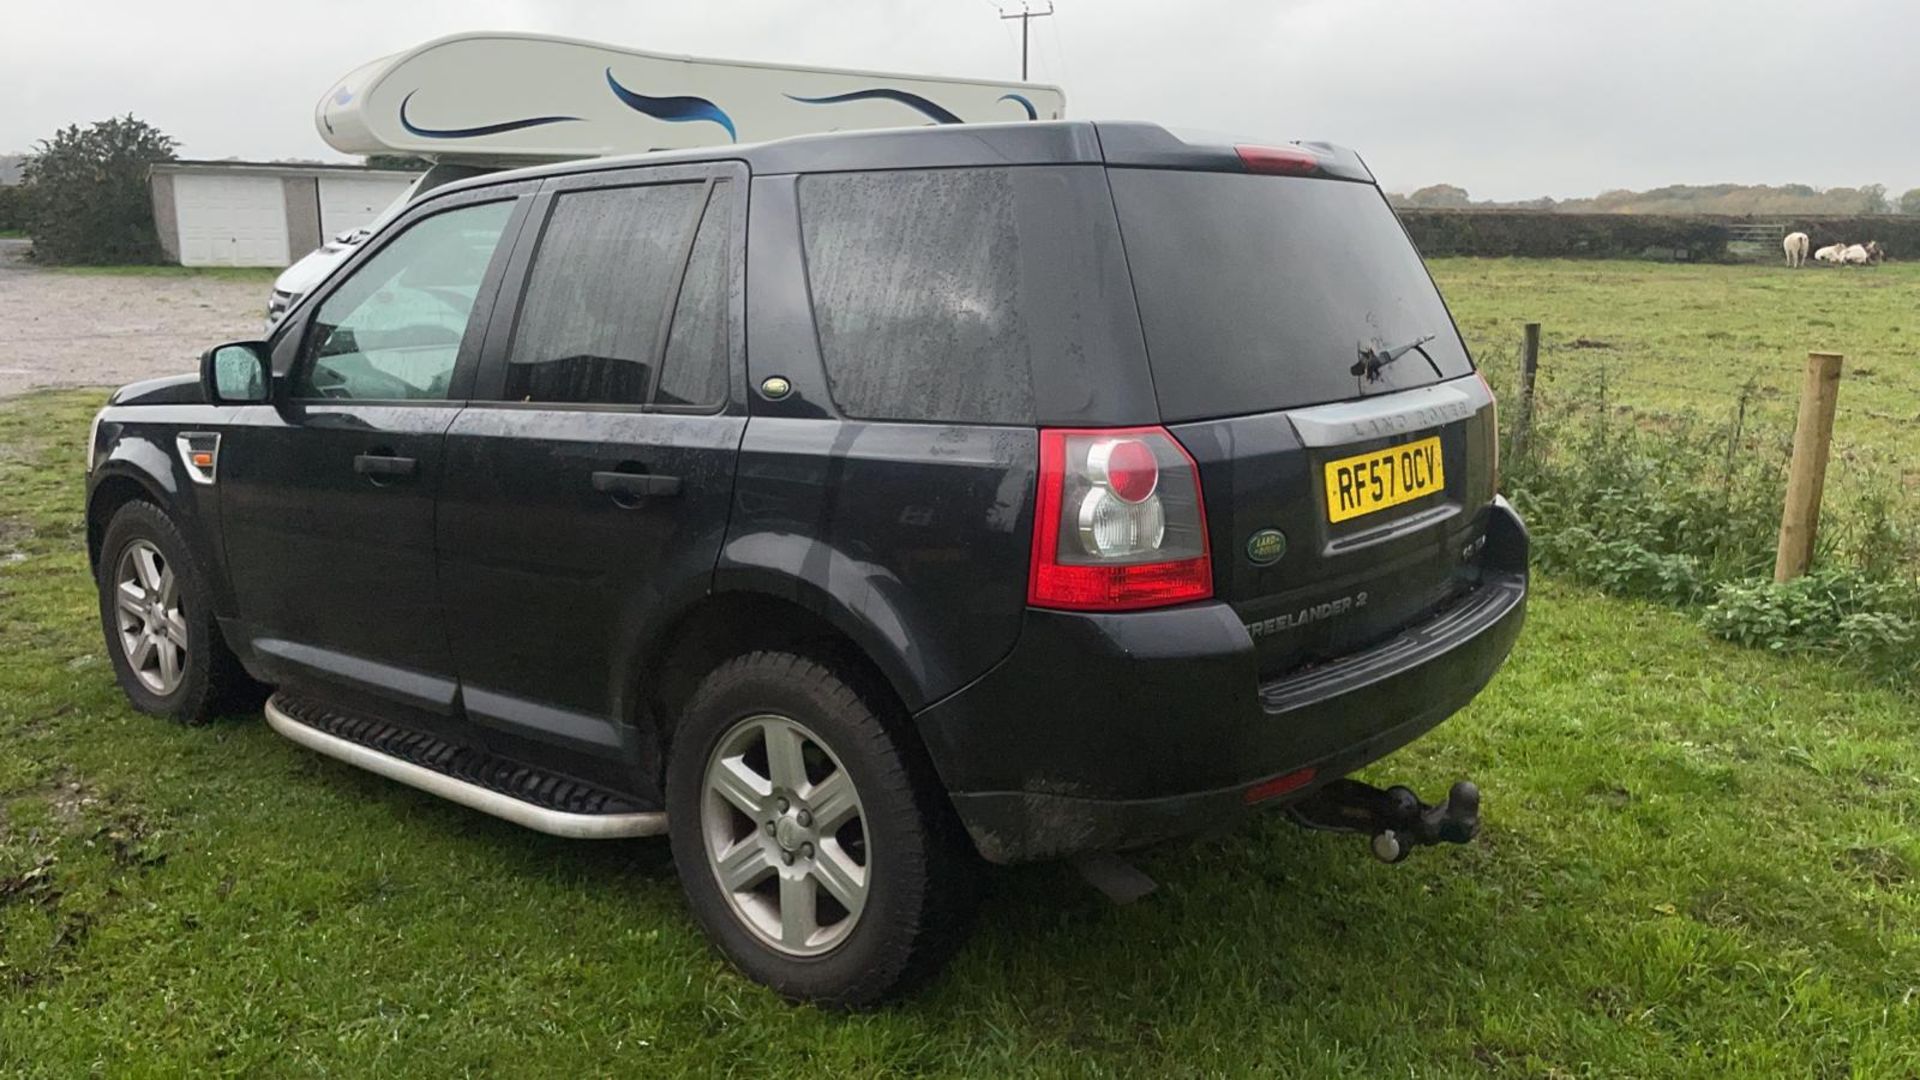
298, 200, 515, 401
503, 182, 716, 407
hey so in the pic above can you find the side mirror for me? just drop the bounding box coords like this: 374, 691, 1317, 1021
201, 341, 273, 405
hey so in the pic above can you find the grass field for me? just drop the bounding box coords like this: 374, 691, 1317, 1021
3, 262, 1919, 1075
1430, 258, 1920, 513
44, 264, 282, 283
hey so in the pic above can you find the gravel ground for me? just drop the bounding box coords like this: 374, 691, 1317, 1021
0, 238, 269, 399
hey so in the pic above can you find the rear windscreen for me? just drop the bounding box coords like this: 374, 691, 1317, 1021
1107, 169, 1474, 422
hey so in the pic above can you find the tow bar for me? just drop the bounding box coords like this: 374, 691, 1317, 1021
1287, 778, 1481, 863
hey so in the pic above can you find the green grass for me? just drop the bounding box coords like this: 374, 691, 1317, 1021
0, 229, 25, 241
1431, 258, 1920, 509
3, 386, 1918, 1076
45, 264, 282, 283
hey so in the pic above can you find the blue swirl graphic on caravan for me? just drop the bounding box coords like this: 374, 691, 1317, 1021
605, 68, 738, 142
785, 88, 963, 125
398, 91, 581, 139
998, 93, 1038, 120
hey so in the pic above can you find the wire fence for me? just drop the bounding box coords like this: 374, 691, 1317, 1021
1483, 337, 1919, 428
1486, 328, 1920, 547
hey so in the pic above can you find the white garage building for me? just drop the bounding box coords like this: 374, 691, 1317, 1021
149, 160, 419, 268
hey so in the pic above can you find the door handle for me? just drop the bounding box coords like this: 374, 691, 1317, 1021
591, 470, 682, 499
354, 453, 418, 479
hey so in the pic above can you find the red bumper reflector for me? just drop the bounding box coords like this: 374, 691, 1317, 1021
1245, 767, 1317, 805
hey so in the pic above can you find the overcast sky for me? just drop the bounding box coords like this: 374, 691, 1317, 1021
5, 0, 1917, 200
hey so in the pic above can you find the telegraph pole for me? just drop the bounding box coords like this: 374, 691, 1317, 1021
999, 2, 1054, 80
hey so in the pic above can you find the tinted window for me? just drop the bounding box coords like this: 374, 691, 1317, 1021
1108, 170, 1474, 422
298, 200, 514, 400
799, 169, 1037, 424
656, 182, 731, 408
504, 183, 705, 405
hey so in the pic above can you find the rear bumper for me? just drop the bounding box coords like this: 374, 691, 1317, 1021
918, 497, 1528, 863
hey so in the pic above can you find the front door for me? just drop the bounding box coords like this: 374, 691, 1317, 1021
436, 165, 746, 770
220, 192, 527, 712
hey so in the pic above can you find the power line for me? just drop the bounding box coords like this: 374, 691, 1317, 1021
998, 2, 1054, 81
1042, 5, 1072, 87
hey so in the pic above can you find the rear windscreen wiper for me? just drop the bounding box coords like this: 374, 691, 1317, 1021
1352, 333, 1437, 381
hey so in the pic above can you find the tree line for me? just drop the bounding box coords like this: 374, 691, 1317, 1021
8, 116, 179, 263
1391, 182, 1920, 216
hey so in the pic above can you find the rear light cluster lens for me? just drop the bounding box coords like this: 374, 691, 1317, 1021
1090, 438, 1159, 503
1475, 370, 1500, 492
1030, 427, 1213, 611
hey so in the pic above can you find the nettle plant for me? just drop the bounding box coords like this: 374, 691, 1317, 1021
1703, 570, 1917, 670
1505, 373, 1919, 687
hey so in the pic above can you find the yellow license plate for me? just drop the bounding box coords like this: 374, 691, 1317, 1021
1324, 436, 1446, 524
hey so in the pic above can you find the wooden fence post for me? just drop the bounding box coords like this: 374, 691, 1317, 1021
1773, 351, 1845, 582
1510, 322, 1541, 461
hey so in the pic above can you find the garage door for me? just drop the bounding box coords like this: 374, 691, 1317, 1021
318, 176, 415, 239
174, 174, 289, 267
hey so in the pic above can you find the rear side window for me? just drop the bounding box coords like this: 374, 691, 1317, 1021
1107, 169, 1475, 422
798, 169, 1035, 424
504, 181, 712, 407
656, 183, 731, 408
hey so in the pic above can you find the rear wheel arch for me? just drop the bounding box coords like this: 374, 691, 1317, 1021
664, 648, 981, 1004
635, 590, 928, 793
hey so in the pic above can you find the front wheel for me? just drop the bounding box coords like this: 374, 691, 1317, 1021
96, 500, 255, 724
666, 651, 978, 1007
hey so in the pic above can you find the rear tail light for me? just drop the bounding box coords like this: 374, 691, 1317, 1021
1029, 427, 1213, 611
1475, 370, 1500, 492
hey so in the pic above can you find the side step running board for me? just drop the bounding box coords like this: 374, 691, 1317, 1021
265, 693, 667, 840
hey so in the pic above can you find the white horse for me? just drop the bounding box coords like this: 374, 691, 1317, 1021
1814, 243, 1848, 264
1783, 231, 1810, 267
1842, 243, 1872, 265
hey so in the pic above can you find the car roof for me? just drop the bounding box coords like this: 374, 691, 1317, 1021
422, 121, 1373, 202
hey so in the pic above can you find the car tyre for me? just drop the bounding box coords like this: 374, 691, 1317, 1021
667, 650, 979, 1007
97, 500, 259, 724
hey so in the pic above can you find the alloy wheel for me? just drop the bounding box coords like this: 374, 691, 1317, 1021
114, 539, 187, 696
700, 713, 870, 957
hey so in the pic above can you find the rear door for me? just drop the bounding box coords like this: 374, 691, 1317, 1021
1105, 161, 1499, 680
436, 162, 747, 767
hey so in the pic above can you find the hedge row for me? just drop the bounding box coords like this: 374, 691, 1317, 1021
1398, 209, 1920, 261
0, 185, 25, 231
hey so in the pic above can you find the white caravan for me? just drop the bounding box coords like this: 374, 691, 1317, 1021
268, 32, 1066, 324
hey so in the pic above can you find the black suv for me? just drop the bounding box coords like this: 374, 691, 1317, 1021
86, 122, 1526, 1005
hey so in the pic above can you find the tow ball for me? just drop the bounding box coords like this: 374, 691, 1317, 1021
1287, 778, 1481, 864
